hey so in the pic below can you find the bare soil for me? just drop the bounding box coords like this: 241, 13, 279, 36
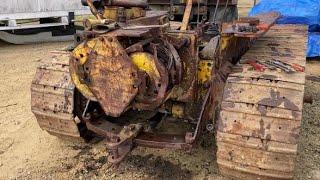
0, 41, 319, 180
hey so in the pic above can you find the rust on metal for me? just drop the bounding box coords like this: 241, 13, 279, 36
180, 0, 193, 31
222, 12, 281, 38
70, 37, 140, 117
108, 0, 149, 8
135, 133, 192, 150
31, 53, 81, 138
217, 25, 308, 179
31, 1, 308, 179
86, 0, 103, 20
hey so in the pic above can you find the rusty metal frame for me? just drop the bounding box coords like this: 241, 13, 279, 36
83, 86, 213, 163
63, 0, 281, 165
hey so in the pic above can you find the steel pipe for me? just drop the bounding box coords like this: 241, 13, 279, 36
108, 0, 148, 8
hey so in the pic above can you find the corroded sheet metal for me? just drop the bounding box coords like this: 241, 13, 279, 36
166, 32, 198, 102
31, 52, 80, 138
70, 37, 140, 117
217, 25, 308, 179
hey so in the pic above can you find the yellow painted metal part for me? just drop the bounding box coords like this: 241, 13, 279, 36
71, 73, 96, 100
71, 38, 160, 101
71, 37, 123, 100
103, 7, 146, 21
197, 60, 213, 84
220, 36, 234, 52
127, 7, 147, 19
172, 103, 185, 119
103, 7, 118, 21
71, 43, 95, 100
130, 52, 160, 78
72, 38, 108, 65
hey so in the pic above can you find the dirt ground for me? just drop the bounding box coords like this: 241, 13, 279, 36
0, 40, 319, 180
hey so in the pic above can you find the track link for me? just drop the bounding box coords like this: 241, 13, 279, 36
217, 25, 308, 179
31, 52, 81, 138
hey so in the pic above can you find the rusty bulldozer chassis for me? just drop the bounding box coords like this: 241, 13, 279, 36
31, 0, 308, 179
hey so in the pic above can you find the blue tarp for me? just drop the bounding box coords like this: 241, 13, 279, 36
308, 32, 320, 57
249, 0, 320, 57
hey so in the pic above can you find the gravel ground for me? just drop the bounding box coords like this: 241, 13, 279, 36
0, 40, 319, 180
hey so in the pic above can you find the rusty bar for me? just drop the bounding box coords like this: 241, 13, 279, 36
122, 23, 169, 30
187, 86, 212, 143
85, 118, 122, 137
181, 0, 193, 31
134, 132, 192, 149
109, 0, 148, 8
86, 0, 103, 20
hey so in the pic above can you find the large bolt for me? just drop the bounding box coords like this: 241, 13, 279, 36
206, 124, 214, 132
